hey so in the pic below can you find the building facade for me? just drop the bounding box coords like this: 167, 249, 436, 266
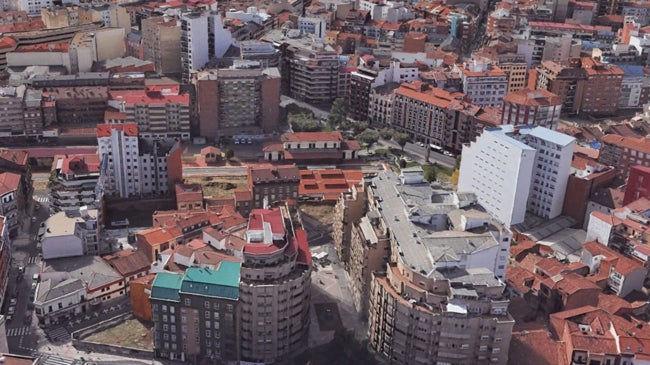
455, 61, 508, 107
599, 134, 650, 178
49, 154, 101, 214
458, 125, 575, 227
501, 88, 562, 129
142, 16, 182, 75
195, 67, 281, 139
97, 123, 183, 199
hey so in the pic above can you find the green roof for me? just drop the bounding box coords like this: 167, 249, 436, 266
181, 262, 241, 300
150, 272, 183, 302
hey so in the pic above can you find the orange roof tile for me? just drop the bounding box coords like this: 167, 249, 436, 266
96, 123, 138, 138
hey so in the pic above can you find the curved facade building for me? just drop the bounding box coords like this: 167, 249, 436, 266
239, 207, 311, 363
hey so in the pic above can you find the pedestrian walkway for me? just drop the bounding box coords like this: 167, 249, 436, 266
46, 327, 70, 342
7, 326, 31, 336
26, 255, 38, 264
36, 196, 49, 204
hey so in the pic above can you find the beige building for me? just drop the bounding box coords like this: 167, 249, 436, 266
332, 182, 367, 266
497, 54, 528, 93
0, 86, 26, 137
41, 6, 80, 28
142, 16, 182, 75
359, 169, 514, 365
69, 28, 126, 73
77, 3, 130, 34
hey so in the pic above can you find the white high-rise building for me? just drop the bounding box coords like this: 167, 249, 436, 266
458, 125, 575, 227
181, 11, 209, 83
97, 123, 182, 198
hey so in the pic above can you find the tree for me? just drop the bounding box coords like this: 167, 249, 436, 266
351, 121, 369, 135
328, 98, 348, 128
398, 159, 407, 168
46, 170, 57, 189
392, 132, 410, 152
424, 168, 437, 183
379, 127, 395, 140
455, 154, 462, 169
356, 129, 379, 151
289, 113, 321, 132
224, 149, 234, 161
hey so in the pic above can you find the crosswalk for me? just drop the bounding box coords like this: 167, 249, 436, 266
35, 196, 49, 204
46, 326, 70, 342
6, 326, 30, 337
26, 256, 38, 264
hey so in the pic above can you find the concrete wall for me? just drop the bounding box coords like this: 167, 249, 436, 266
96, 28, 126, 61
41, 235, 84, 259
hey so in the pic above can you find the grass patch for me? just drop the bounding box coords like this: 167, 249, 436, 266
300, 203, 337, 226
83, 319, 153, 350
286, 103, 315, 118
184, 176, 248, 199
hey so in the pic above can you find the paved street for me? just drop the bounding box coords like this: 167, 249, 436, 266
375, 139, 457, 167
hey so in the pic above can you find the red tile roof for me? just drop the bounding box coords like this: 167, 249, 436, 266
96, 123, 138, 138
281, 131, 344, 142
247, 208, 284, 234
295, 229, 311, 265
103, 249, 150, 276
299, 169, 363, 201
602, 134, 650, 154
0, 149, 29, 166
509, 329, 568, 365
58, 154, 101, 175
0, 172, 21, 195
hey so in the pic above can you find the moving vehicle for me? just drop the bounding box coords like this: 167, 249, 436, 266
429, 144, 444, 153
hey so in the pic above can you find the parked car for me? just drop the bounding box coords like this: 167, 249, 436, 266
9, 298, 17, 306
8, 306, 15, 315
17, 266, 24, 274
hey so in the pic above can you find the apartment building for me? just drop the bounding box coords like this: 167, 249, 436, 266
619, 65, 644, 109
454, 61, 508, 107
0, 150, 31, 209
534, 59, 587, 113
97, 123, 183, 199
150, 264, 241, 362
472, 52, 528, 94
77, 2, 130, 33
579, 57, 624, 115
390, 81, 500, 153
0, 172, 23, 236
150, 205, 312, 364
108, 84, 191, 141
501, 88, 562, 129
39, 206, 101, 259
175, 184, 203, 211
262, 30, 340, 104
368, 82, 399, 129
366, 169, 514, 365
180, 12, 209, 83
194, 67, 281, 139
238, 207, 311, 363
46, 86, 108, 125
247, 165, 300, 210
599, 133, 650, 178
49, 154, 101, 214
41, 6, 80, 28
332, 182, 367, 266
458, 125, 575, 227
0, 86, 26, 137
142, 16, 182, 75
535, 58, 624, 115
581, 241, 647, 297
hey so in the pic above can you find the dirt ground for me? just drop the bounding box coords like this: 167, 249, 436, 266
83, 319, 153, 350
184, 176, 248, 199
299, 203, 337, 226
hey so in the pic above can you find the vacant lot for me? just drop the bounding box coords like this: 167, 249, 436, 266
84, 319, 153, 350
300, 204, 337, 226
184, 176, 248, 199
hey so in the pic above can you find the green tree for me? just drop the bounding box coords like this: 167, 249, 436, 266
289, 113, 321, 132
424, 168, 437, 183
379, 127, 395, 140
356, 129, 379, 151
224, 149, 234, 161
455, 154, 462, 169
351, 121, 369, 135
328, 98, 348, 128
46, 170, 57, 189
398, 159, 407, 168
393, 132, 410, 152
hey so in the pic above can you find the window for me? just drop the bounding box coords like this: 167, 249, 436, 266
184, 298, 191, 306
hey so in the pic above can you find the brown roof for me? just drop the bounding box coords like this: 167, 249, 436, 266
0, 172, 21, 195
602, 134, 650, 154
509, 329, 568, 365
281, 131, 344, 142
0, 149, 29, 166
503, 87, 562, 107
103, 249, 151, 276
175, 183, 203, 203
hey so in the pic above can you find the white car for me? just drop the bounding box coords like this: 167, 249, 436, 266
9, 298, 17, 306
418, 142, 425, 147
8, 306, 15, 315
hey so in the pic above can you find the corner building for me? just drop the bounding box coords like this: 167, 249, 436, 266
238, 207, 311, 363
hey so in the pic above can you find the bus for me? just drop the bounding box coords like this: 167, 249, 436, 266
429, 144, 444, 153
